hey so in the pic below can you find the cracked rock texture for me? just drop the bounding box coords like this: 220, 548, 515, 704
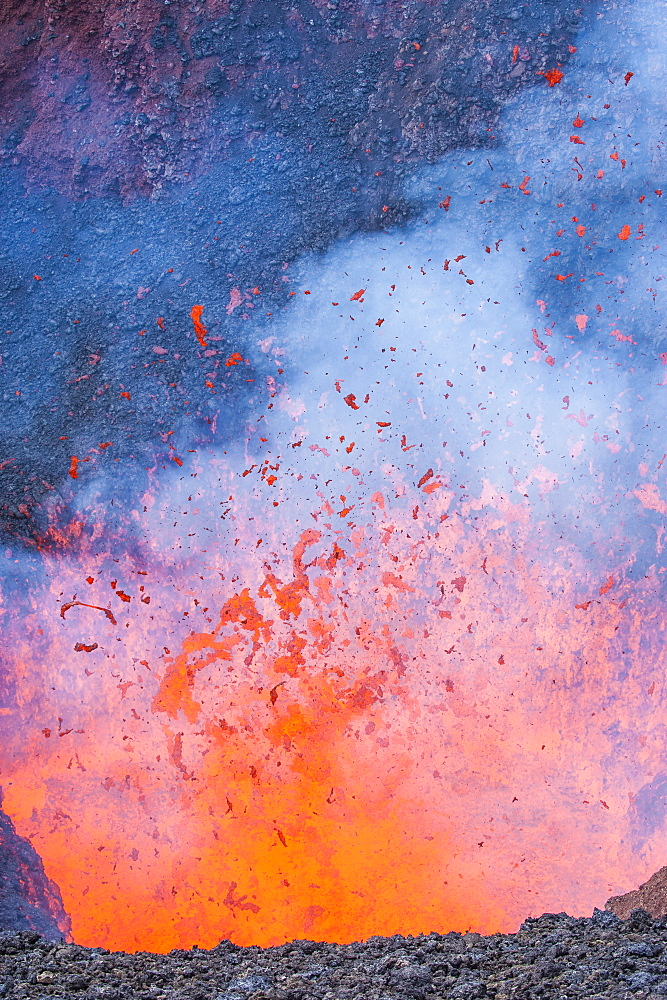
607, 868, 667, 922
0, 0, 584, 547
1, 909, 667, 999
0, 809, 70, 943
0, 0, 583, 200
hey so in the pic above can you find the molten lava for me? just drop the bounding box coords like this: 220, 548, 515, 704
0, 0, 663, 954
0, 469, 664, 953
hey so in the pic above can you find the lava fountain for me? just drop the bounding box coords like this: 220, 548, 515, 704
0, 0, 666, 954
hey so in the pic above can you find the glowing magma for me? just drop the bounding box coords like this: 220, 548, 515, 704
1, 0, 665, 953
0, 475, 665, 952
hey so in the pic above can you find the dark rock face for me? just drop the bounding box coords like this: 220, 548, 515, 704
0, 0, 585, 550
1, 910, 667, 999
607, 868, 667, 921
0, 0, 583, 200
0, 807, 71, 942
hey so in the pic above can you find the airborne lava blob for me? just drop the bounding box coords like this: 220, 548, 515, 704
1, 0, 666, 953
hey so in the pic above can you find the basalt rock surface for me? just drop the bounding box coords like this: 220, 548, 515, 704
0, 0, 586, 547
0, 0, 584, 200
0, 809, 70, 943
1, 909, 666, 999
607, 868, 667, 922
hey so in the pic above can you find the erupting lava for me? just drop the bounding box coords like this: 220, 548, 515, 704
0, 466, 664, 952
0, 0, 664, 954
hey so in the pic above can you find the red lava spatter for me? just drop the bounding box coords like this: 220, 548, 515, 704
0, 468, 664, 953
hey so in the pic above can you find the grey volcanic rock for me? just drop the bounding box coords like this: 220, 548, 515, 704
607, 867, 667, 921
0, 807, 70, 942
1, 910, 667, 999
0, 0, 586, 548
0, 0, 584, 199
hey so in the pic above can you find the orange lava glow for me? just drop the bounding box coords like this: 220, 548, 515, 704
0, 469, 665, 953
190, 304, 208, 348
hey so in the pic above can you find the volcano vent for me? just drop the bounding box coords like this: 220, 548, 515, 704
0, 0, 666, 959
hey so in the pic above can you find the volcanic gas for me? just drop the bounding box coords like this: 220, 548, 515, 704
0, 0, 666, 957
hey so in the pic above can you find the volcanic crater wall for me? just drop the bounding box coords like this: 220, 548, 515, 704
5, 0, 663, 958
0, 0, 583, 548
1, 0, 582, 199
0, 805, 71, 941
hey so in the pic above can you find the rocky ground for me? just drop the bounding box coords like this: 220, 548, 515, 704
1, 909, 667, 999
